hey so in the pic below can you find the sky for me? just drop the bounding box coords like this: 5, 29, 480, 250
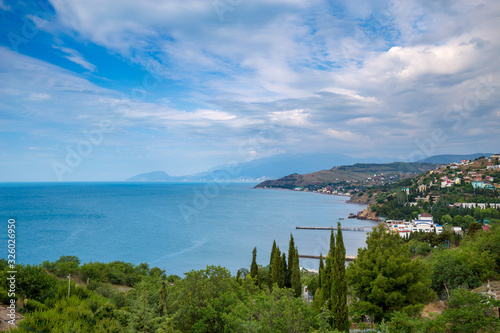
0, 0, 499, 181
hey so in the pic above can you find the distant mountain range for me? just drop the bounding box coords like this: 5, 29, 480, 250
418, 153, 492, 164
126, 152, 493, 182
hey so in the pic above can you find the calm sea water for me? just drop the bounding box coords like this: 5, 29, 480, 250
0, 182, 374, 276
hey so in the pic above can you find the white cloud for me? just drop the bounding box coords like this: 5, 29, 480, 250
28, 92, 51, 100
2, 0, 499, 180
0, 0, 11, 11
270, 109, 310, 126
53, 46, 97, 72
325, 128, 369, 142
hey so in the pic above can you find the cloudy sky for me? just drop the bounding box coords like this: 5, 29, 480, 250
1, 0, 499, 181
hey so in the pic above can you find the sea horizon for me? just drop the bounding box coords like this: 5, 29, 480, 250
0, 182, 372, 276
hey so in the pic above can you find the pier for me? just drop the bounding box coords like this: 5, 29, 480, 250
296, 226, 375, 231
299, 254, 357, 261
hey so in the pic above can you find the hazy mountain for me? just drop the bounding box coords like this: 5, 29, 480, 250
126, 153, 396, 181
418, 153, 493, 165
127, 171, 174, 181
127, 153, 495, 182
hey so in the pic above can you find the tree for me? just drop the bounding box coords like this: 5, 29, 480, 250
270, 243, 283, 289
291, 246, 301, 297
468, 221, 483, 236
440, 214, 453, 226
173, 265, 241, 332
332, 223, 349, 332
281, 253, 287, 288
1, 264, 59, 300
461, 215, 476, 229
319, 230, 336, 319
286, 234, 296, 288
439, 289, 500, 332
313, 252, 325, 312
430, 249, 483, 297
318, 253, 324, 289
250, 247, 259, 285
319, 229, 338, 326
348, 225, 435, 322
270, 240, 277, 268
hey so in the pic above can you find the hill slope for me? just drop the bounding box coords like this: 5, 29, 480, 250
254, 162, 437, 190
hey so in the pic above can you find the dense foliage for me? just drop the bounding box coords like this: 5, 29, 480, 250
4, 202, 500, 332
347, 225, 436, 322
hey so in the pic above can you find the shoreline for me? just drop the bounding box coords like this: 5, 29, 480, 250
254, 186, 380, 222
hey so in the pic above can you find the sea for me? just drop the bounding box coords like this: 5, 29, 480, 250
0, 182, 375, 276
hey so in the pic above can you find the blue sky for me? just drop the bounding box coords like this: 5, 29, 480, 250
1, 0, 499, 181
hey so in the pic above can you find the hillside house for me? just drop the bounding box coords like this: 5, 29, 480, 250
472, 181, 485, 189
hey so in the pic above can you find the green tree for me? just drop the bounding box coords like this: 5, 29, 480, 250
225, 287, 318, 332
270, 243, 283, 289
281, 252, 287, 288
318, 252, 324, 289
317, 229, 339, 327
286, 233, 296, 288
439, 288, 500, 332
172, 265, 242, 332
320, 230, 336, 316
468, 221, 483, 236
348, 225, 435, 322
270, 240, 277, 268
291, 246, 301, 297
430, 249, 483, 297
1, 264, 59, 300
461, 215, 476, 229
250, 247, 259, 285
332, 223, 349, 332
440, 214, 453, 226
313, 253, 325, 312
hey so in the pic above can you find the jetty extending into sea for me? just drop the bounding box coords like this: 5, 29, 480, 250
296, 226, 376, 231
298, 254, 357, 261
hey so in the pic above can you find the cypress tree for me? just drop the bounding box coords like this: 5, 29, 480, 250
314, 253, 326, 311
291, 246, 301, 297
329, 227, 336, 257
281, 252, 287, 288
236, 270, 242, 285
270, 245, 282, 289
159, 281, 167, 316
333, 223, 349, 332
324, 229, 336, 295
318, 252, 324, 289
270, 240, 277, 268
250, 247, 258, 284
286, 233, 296, 288
321, 229, 336, 326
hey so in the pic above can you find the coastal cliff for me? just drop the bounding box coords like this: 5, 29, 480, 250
357, 205, 379, 221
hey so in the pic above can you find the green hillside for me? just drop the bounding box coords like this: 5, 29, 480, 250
254, 162, 437, 191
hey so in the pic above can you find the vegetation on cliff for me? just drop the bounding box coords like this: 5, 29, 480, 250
254, 162, 436, 192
